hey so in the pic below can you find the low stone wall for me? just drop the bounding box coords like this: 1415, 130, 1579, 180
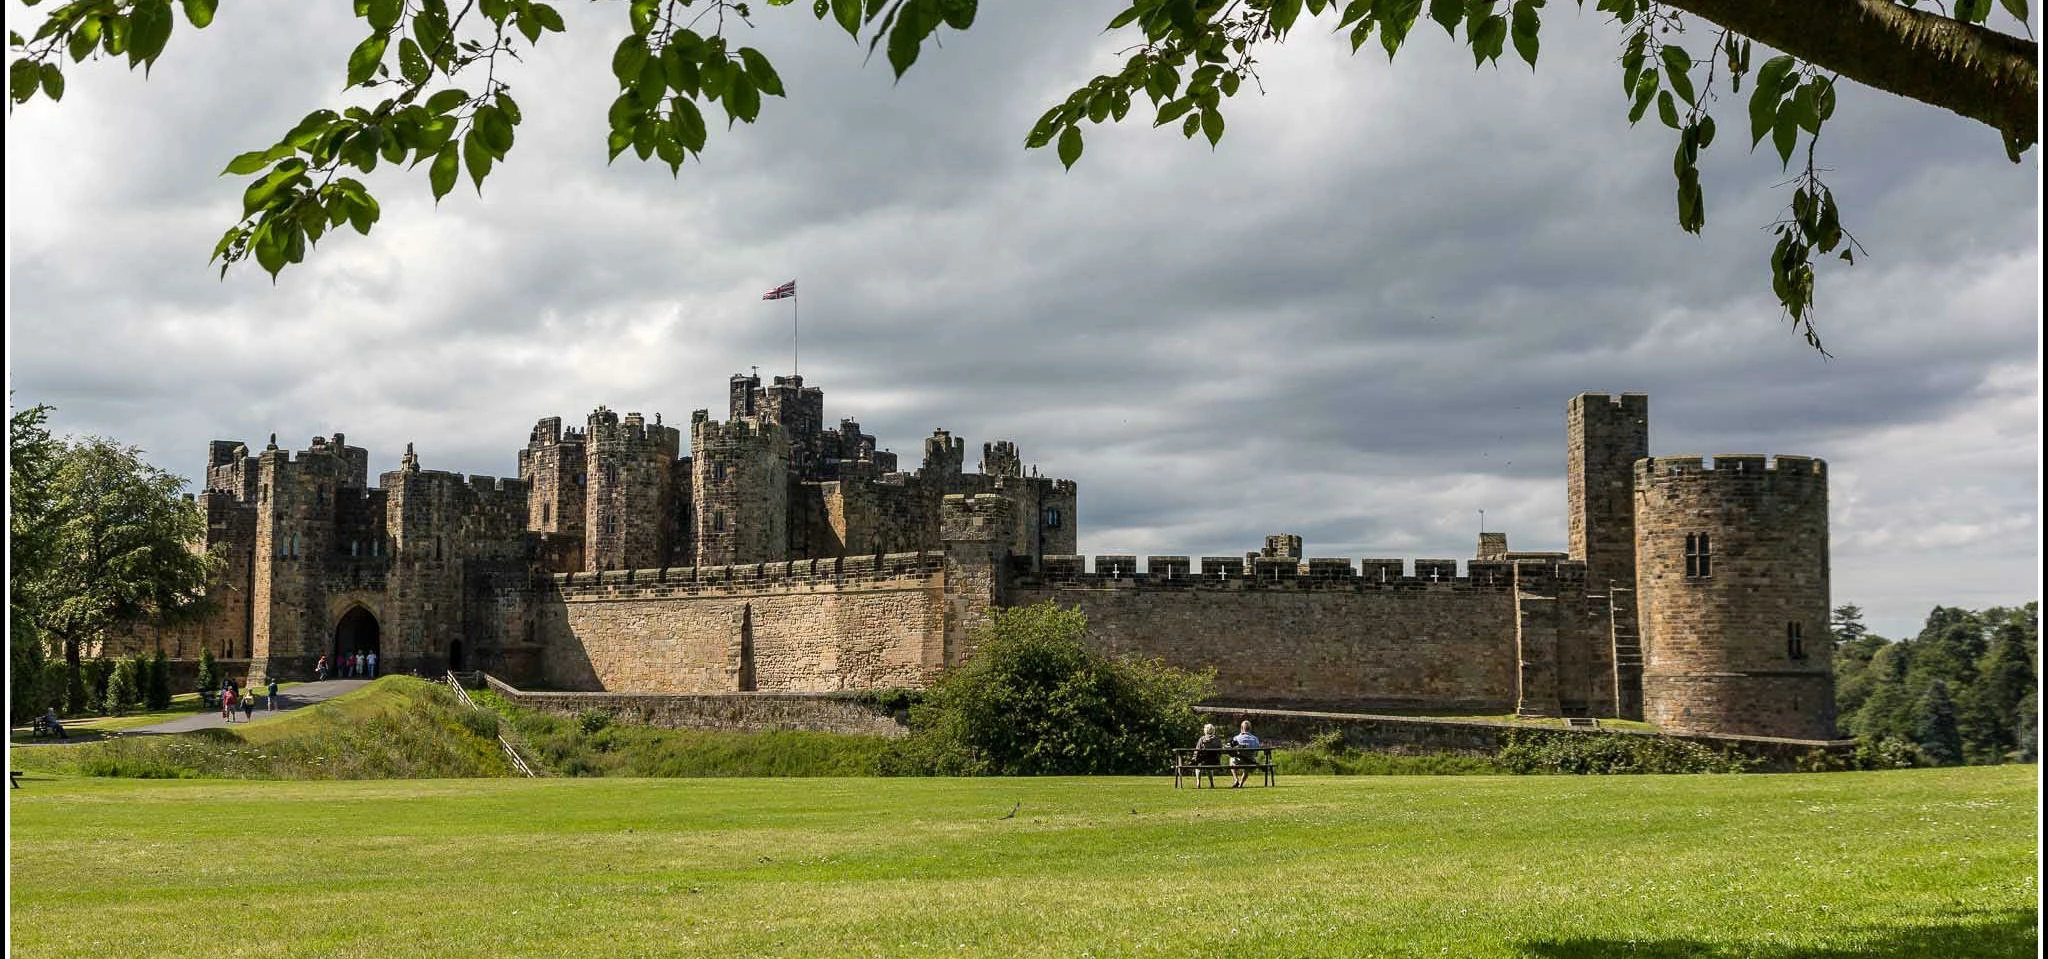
1199, 706, 1856, 772
482, 675, 909, 738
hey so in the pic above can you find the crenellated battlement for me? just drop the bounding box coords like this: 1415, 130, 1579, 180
1636, 453, 1827, 479
548, 550, 947, 597
1014, 554, 1523, 591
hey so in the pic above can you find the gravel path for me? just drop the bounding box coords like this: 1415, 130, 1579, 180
126, 679, 374, 734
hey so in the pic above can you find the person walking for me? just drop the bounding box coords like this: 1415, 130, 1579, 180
222, 686, 237, 722
268, 677, 280, 712
241, 691, 256, 722
315, 655, 328, 682
366, 651, 377, 678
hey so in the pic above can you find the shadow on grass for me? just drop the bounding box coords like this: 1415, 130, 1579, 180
1519, 908, 2036, 959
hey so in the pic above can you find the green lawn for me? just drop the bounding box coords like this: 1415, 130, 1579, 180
10, 684, 310, 741
7, 766, 2035, 958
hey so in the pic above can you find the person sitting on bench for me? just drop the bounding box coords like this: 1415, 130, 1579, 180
1192, 723, 1225, 773
34, 708, 67, 739
1228, 720, 1263, 788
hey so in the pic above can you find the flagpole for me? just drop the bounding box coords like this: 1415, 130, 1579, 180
792, 291, 799, 378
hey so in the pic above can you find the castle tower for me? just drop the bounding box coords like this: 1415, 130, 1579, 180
583, 407, 681, 572
1567, 393, 1649, 592
1634, 454, 1836, 739
691, 411, 789, 567
760, 374, 826, 479
981, 440, 1022, 479
518, 416, 587, 537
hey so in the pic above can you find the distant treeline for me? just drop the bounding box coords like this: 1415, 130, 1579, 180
1833, 603, 2037, 765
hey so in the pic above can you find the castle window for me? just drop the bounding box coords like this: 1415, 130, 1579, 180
604, 464, 619, 485
713, 511, 727, 533
1787, 621, 1807, 660
603, 514, 617, 536
713, 461, 728, 483
1684, 532, 1712, 578
541, 502, 552, 524
1044, 507, 1061, 529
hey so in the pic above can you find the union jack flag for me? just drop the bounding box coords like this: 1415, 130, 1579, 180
761, 280, 797, 300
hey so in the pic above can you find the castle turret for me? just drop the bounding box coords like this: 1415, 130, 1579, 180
1568, 393, 1649, 593
691, 411, 789, 566
518, 416, 588, 539
583, 407, 681, 572
1634, 454, 1835, 739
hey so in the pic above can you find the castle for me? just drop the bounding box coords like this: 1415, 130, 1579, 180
133, 382, 1837, 741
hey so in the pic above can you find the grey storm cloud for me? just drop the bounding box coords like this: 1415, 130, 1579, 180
5, 0, 2038, 639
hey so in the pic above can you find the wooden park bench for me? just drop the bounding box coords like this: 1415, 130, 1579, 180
9, 770, 22, 789
29, 715, 67, 739
1172, 746, 1276, 789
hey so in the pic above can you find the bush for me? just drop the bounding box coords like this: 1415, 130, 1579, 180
1274, 729, 1504, 776
81, 658, 115, 714
1495, 730, 1754, 775
884, 602, 1212, 776
146, 649, 173, 711
195, 648, 219, 698
455, 706, 502, 741
577, 709, 612, 734
104, 660, 139, 717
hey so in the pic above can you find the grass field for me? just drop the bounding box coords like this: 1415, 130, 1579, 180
7, 766, 2035, 958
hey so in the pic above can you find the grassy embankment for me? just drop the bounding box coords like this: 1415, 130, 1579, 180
7, 765, 2036, 958
9, 677, 508, 779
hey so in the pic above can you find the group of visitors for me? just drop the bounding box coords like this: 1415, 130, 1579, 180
218, 677, 282, 723
315, 650, 377, 681
1192, 720, 1265, 787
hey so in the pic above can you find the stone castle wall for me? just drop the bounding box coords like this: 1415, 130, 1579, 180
1007, 556, 1522, 712
533, 553, 949, 694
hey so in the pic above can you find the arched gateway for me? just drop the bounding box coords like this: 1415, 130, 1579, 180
333, 606, 381, 668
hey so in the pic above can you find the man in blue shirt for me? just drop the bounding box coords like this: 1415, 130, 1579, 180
1229, 720, 1263, 788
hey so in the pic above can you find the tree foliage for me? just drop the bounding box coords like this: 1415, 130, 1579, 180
885, 601, 1213, 775
1836, 603, 2038, 765
7, 0, 2036, 351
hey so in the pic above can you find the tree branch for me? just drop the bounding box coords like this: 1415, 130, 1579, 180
1663, 0, 2038, 147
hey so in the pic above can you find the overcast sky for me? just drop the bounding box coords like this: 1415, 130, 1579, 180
5, 2, 2038, 640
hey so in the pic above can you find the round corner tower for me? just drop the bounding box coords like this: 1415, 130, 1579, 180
1634, 453, 1836, 740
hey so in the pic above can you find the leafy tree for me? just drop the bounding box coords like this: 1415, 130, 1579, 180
889, 601, 1212, 775
7, 0, 2035, 349
146, 647, 173, 711
1830, 605, 1889, 724
1911, 678, 1963, 766
9, 402, 63, 722
1964, 618, 2037, 761
1829, 605, 1869, 647
2016, 690, 2037, 764
20, 434, 224, 701
105, 656, 140, 716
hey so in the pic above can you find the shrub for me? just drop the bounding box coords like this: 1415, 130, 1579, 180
455, 707, 501, 741
1275, 729, 1504, 776
81, 658, 115, 714
146, 649, 173, 711
195, 648, 219, 698
886, 602, 1212, 776
1495, 730, 1754, 775
577, 709, 612, 734
104, 660, 139, 717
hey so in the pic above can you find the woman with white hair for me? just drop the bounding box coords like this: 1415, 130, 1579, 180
1193, 723, 1225, 770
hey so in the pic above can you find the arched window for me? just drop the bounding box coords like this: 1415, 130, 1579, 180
1044, 507, 1061, 529
1684, 532, 1712, 578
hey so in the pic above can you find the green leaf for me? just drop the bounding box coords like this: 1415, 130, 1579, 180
179, 0, 217, 28
831, 0, 863, 36
427, 87, 469, 114
1755, 54, 1795, 98
1428, 0, 1462, 35
1747, 82, 1778, 147
1998, 0, 2028, 20
674, 97, 707, 151
939, 0, 977, 30
1379, 0, 1422, 58
1655, 89, 1678, 129
399, 37, 430, 86
462, 128, 493, 191
1470, 14, 1506, 67
10, 59, 37, 104
1791, 81, 1820, 133
1271, 0, 1305, 33
1057, 124, 1082, 169
530, 4, 566, 32
1627, 69, 1655, 125
128, 0, 175, 71
1660, 45, 1693, 104
739, 48, 784, 97
1153, 98, 1193, 127
68, 17, 103, 61
253, 222, 287, 277
346, 190, 381, 235
38, 62, 63, 101
1200, 106, 1223, 146
1509, 0, 1539, 67
1954, 0, 1991, 21
221, 145, 290, 175
365, 0, 401, 31
1696, 113, 1715, 148
725, 74, 761, 125
476, 104, 515, 155
347, 32, 389, 88
886, 0, 933, 77
1771, 109, 1799, 167
613, 36, 649, 86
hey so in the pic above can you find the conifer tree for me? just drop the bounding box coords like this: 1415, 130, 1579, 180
1913, 679, 1964, 766
146, 648, 173, 711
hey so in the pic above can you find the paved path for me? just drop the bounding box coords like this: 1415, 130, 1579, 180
128, 679, 373, 734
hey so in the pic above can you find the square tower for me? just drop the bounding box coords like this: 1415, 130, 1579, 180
1567, 393, 1648, 592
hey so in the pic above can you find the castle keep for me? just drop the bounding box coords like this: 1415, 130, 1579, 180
144, 384, 1836, 740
